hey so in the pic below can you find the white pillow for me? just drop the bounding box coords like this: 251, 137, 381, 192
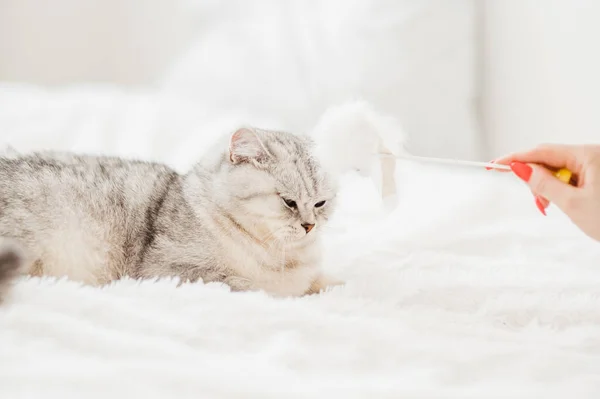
161, 0, 482, 160
0, 83, 281, 172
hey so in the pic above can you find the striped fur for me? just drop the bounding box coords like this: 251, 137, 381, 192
0, 127, 342, 298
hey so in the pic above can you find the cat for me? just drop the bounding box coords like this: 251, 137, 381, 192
0, 127, 343, 299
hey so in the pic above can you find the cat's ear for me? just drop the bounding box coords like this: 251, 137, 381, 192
229, 127, 271, 165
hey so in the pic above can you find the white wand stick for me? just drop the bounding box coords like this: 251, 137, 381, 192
377, 153, 510, 171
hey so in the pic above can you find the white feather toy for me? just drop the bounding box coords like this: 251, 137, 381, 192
309, 101, 406, 211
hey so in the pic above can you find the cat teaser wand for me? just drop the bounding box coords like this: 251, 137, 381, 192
374, 139, 577, 208
307, 102, 575, 207
378, 153, 577, 186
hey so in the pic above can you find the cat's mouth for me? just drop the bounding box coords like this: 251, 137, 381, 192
288, 228, 317, 243
265, 227, 312, 245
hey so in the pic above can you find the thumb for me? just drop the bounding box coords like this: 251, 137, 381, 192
510, 161, 577, 210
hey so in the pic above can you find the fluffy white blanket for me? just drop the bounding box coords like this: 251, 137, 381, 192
1, 86, 599, 398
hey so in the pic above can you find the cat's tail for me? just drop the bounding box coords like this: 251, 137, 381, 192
0, 241, 24, 303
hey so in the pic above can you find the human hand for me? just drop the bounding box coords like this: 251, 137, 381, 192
493, 144, 600, 242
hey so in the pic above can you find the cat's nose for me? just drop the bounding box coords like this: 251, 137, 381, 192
301, 223, 315, 234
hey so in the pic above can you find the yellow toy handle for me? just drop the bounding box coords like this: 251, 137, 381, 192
553, 168, 578, 186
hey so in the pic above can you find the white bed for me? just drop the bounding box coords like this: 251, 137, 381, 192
0, 84, 599, 398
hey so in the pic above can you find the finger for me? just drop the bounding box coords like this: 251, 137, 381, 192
537, 196, 550, 208
511, 161, 579, 211
532, 191, 550, 216
535, 194, 550, 208
534, 196, 547, 216
493, 144, 583, 174
532, 190, 550, 208
485, 160, 512, 173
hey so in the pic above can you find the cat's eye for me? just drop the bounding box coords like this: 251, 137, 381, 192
314, 200, 326, 208
282, 198, 297, 209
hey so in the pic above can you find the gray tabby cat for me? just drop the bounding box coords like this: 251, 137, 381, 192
0, 127, 342, 300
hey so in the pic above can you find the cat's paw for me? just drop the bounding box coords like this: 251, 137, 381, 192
305, 273, 345, 295
222, 276, 253, 292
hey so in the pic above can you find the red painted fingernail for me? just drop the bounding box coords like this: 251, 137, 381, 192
535, 197, 547, 216
510, 161, 532, 182
485, 160, 495, 171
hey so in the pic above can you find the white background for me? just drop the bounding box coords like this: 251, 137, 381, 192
481, 0, 600, 157
1, 0, 599, 159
